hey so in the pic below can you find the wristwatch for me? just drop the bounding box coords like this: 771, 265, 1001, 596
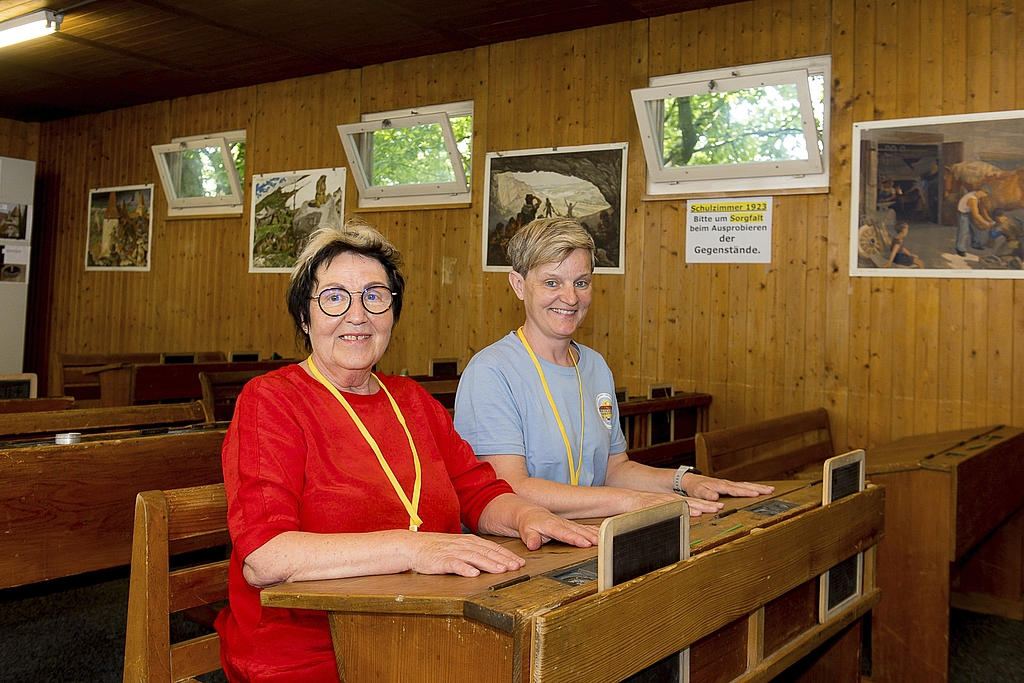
672, 465, 702, 495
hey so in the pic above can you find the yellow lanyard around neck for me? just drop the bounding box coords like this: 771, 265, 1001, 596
516, 327, 585, 486
307, 356, 423, 531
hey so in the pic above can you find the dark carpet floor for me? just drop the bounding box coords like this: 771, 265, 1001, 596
1, 569, 1022, 683
0, 568, 226, 683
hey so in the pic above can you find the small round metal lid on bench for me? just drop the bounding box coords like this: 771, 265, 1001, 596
55, 432, 81, 445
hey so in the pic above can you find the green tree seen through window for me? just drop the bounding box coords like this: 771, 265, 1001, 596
660, 76, 823, 168
369, 115, 472, 187
173, 141, 245, 198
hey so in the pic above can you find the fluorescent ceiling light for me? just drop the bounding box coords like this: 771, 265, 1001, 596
0, 9, 63, 49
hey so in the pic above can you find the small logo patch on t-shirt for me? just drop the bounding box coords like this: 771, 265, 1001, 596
596, 393, 615, 429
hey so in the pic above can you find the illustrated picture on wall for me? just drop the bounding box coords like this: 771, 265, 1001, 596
482, 142, 628, 274
0, 202, 31, 242
0, 245, 29, 283
85, 184, 154, 272
851, 109, 1024, 279
249, 167, 346, 273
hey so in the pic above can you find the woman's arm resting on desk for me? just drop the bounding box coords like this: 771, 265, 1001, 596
476, 492, 598, 550
604, 453, 775, 507
243, 528, 534, 586
479, 453, 691, 518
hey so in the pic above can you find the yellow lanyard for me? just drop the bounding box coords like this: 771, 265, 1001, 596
307, 356, 424, 531
516, 327, 585, 486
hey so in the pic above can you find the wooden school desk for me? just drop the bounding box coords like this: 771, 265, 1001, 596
262, 480, 884, 683
867, 425, 1024, 683
0, 424, 226, 589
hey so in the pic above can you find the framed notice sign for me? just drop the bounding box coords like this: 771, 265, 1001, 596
686, 196, 773, 263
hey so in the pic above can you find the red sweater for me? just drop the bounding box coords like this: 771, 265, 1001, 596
215, 365, 513, 682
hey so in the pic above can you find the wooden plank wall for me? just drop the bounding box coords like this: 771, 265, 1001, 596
31, 0, 1024, 450
0, 118, 39, 160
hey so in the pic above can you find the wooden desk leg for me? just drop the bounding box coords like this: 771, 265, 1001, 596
328, 612, 513, 683
871, 469, 952, 683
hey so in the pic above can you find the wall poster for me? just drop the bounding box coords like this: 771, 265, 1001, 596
851, 110, 1024, 278
249, 167, 346, 273
85, 184, 154, 271
0, 202, 31, 242
482, 143, 627, 274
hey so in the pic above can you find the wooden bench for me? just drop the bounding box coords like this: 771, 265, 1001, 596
0, 401, 208, 442
695, 407, 835, 481
620, 392, 712, 469
124, 484, 229, 683
87, 360, 293, 407
52, 352, 226, 406
0, 427, 226, 589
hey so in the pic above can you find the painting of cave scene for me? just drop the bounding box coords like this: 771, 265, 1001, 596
249, 167, 346, 273
0, 202, 30, 241
851, 110, 1024, 279
483, 143, 627, 274
85, 185, 154, 271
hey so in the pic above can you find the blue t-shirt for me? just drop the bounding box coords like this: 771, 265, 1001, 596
454, 332, 628, 486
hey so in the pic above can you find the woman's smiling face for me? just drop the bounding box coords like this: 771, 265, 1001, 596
307, 252, 394, 384
511, 248, 593, 344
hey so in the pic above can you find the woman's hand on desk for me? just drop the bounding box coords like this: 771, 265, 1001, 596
477, 493, 599, 551
403, 532, 529, 577
683, 475, 774, 502
513, 505, 599, 550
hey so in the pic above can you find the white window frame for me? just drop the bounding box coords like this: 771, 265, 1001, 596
633, 56, 831, 197
338, 101, 472, 208
151, 129, 246, 217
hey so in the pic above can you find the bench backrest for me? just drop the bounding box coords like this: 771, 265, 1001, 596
124, 484, 229, 683
695, 408, 834, 481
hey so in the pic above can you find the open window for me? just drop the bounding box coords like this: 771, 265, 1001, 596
338, 101, 472, 208
632, 56, 830, 196
151, 130, 246, 217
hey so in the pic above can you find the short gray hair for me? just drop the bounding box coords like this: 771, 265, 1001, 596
505, 217, 595, 276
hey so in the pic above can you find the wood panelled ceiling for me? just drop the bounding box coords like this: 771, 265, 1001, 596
0, 0, 742, 122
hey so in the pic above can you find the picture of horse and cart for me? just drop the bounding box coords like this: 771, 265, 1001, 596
851, 110, 1024, 278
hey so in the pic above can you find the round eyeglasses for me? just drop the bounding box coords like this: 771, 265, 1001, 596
312, 286, 396, 317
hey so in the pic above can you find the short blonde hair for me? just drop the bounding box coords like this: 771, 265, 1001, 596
286, 219, 405, 351
505, 217, 595, 276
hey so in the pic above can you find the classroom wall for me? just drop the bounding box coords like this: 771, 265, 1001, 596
33, 0, 1024, 449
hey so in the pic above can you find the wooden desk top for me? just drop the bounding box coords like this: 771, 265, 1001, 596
259, 480, 812, 615
864, 425, 1021, 474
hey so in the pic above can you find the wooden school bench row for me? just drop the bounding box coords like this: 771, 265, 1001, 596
124, 479, 884, 683
9, 390, 1013, 683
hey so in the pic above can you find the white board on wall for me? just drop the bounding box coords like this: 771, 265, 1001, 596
0, 156, 36, 375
